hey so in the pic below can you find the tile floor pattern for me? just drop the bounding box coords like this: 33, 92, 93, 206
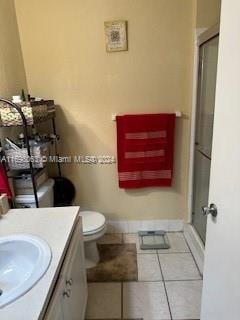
86, 232, 203, 320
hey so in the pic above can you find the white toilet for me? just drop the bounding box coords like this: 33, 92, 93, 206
79, 210, 107, 268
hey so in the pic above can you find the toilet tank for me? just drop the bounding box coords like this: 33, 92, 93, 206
15, 179, 55, 208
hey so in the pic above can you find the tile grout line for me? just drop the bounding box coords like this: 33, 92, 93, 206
119, 279, 203, 283
121, 281, 123, 319
118, 231, 123, 319
138, 251, 189, 255
129, 279, 203, 283
183, 232, 203, 278
164, 279, 203, 282
121, 219, 124, 320
157, 252, 173, 320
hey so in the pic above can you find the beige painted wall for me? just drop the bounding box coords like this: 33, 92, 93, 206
197, 0, 221, 28
0, 0, 28, 139
15, 0, 195, 221
0, 0, 27, 100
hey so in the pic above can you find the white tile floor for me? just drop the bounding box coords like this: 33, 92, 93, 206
86, 232, 203, 320
137, 254, 162, 281
166, 281, 203, 320
159, 253, 201, 281
86, 283, 122, 319
123, 282, 171, 320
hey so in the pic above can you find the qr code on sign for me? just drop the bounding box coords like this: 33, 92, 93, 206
110, 31, 120, 43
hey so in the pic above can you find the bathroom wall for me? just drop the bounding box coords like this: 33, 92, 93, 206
197, 0, 221, 28
0, 0, 27, 100
0, 0, 28, 140
14, 0, 195, 221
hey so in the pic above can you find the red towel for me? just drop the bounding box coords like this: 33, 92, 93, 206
0, 163, 12, 199
116, 113, 175, 188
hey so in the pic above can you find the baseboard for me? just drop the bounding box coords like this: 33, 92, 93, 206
184, 223, 204, 274
106, 219, 184, 233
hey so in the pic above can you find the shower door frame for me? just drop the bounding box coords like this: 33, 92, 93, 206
186, 24, 220, 253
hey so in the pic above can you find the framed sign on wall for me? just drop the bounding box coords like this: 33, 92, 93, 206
104, 20, 128, 52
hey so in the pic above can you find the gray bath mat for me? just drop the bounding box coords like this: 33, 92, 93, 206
87, 243, 138, 282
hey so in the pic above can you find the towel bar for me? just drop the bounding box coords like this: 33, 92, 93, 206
111, 111, 182, 121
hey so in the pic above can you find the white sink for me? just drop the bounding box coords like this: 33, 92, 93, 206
0, 234, 52, 308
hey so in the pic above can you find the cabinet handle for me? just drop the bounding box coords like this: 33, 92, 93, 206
63, 288, 71, 298
66, 278, 73, 286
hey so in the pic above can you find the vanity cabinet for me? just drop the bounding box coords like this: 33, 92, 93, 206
44, 278, 65, 320
44, 219, 87, 320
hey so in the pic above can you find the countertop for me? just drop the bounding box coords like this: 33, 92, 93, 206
0, 206, 80, 320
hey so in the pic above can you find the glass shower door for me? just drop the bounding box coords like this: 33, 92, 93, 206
192, 36, 219, 244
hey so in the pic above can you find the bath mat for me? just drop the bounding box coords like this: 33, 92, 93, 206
87, 243, 138, 282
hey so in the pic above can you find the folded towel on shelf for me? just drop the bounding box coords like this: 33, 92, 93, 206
116, 113, 175, 188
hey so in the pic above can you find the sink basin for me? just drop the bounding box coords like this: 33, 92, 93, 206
0, 234, 52, 308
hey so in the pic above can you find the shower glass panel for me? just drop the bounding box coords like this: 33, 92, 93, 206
192, 36, 219, 244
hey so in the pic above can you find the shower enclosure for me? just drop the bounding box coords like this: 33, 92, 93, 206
192, 29, 219, 244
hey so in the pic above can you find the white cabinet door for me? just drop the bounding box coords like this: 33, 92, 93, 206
44, 218, 87, 320
61, 219, 88, 320
44, 278, 65, 320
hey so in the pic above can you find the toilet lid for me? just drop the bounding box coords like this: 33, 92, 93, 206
79, 211, 106, 235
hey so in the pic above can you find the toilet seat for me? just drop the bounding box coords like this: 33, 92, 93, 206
79, 210, 107, 268
79, 211, 106, 236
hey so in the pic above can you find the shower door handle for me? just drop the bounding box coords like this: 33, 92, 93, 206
202, 204, 218, 218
